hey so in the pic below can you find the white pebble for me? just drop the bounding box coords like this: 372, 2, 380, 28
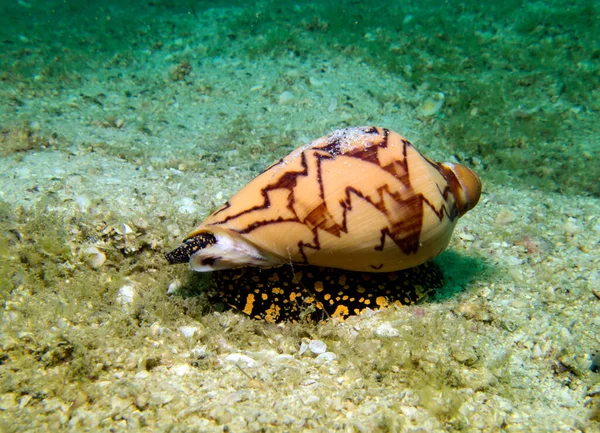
116, 285, 137, 310
557, 387, 576, 407
150, 322, 166, 336
171, 364, 192, 376
400, 405, 418, 418
149, 392, 174, 406
315, 352, 337, 363
299, 341, 309, 356
166, 224, 181, 238
375, 323, 400, 338
303, 395, 321, 405
225, 353, 256, 368
278, 91, 296, 105
308, 340, 327, 355
167, 280, 181, 295
135, 371, 150, 379
133, 218, 149, 231
495, 209, 517, 225
272, 354, 294, 364
419, 92, 445, 116
564, 217, 580, 235
179, 326, 199, 338
309, 76, 322, 87
458, 232, 475, 241
190, 345, 208, 359
82, 246, 106, 268
178, 197, 198, 214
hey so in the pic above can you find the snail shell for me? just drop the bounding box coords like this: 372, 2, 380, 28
166, 126, 481, 273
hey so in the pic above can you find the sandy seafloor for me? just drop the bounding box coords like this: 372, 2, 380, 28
0, 0, 599, 432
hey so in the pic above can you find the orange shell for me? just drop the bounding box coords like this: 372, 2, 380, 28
182, 126, 481, 272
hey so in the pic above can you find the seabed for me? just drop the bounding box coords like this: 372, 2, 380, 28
0, 1, 598, 431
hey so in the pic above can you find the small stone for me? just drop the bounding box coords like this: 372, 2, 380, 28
309, 76, 322, 87
178, 197, 198, 214
167, 280, 181, 295
135, 392, 150, 410
419, 92, 445, 116
458, 232, 475, 241
18, 395, 32, 409
116, 285, 136, 309
190, 345, 208, 359
171, 364, 192, 376
278, 91, 295, 105
135, 371, 150, 379
532, 343, 543, 359
42, 397, 63, 413
564, 217, 580, 235
82, 246, 106, 269
149, 392, 174, 406
315, 352, 337, 363
272, 354, 294, 364
375, 323, 400, 337
179, 326, 199, 338
308, 340, 327, 355
495, 209, 517, 225
400, 405, 418, 419
132, 218, 149, 231
225, 353, 256, 368
150, 322, 165, 336
299, 341, 309, 356
452, 347, 478, 365
302, 395, 321, 405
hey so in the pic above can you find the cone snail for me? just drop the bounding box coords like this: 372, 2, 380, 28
166, 126, 481, 274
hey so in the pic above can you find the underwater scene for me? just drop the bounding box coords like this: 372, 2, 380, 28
0, 0, 598, 431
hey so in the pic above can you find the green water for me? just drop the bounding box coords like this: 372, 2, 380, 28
1, 0, 598, 195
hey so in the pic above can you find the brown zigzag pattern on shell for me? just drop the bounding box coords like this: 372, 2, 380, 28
206, 127, 457, 264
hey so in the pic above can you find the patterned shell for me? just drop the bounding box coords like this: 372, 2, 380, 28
167, 126, 481, 273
